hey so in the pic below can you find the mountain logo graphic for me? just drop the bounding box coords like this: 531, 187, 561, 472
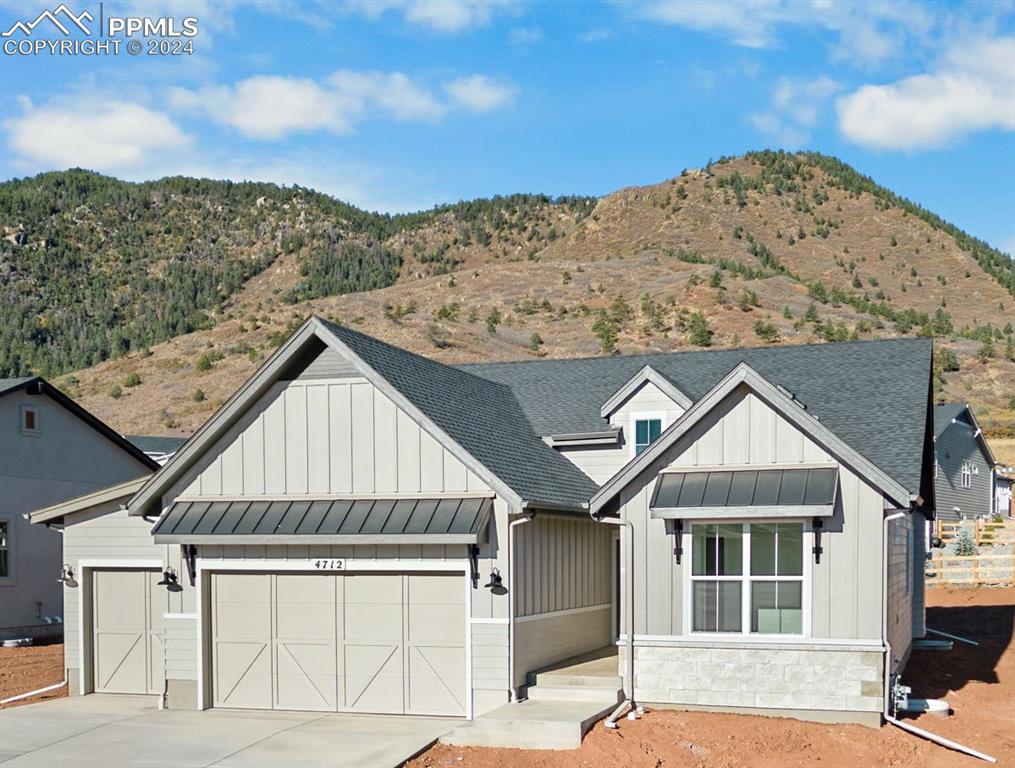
2, 4, 93, 37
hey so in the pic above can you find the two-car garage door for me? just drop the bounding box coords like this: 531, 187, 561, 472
210, 572, 466, 716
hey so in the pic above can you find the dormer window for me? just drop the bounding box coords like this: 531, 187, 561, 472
21, 406, 38, 435
633, 416, 662, 456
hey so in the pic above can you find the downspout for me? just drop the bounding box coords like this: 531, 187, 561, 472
508, 513, 535, 701
881, 509, 996, 763
597, 515, 640, 727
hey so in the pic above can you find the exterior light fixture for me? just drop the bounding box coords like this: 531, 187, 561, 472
484, 568, 507, 595
157, 567, 183, 592
58, 564, 78, 588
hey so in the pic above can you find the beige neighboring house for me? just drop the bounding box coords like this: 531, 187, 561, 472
0, 377, 156, 641
29, 318, 934, 733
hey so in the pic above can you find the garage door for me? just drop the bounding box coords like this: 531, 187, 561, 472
211, 572, 466, 716
92, 569, 168, 694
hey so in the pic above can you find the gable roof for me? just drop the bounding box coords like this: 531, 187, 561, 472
0, 376, 158, 470
933, 402, 996, 466
462, 337, 932, 496
126, 435, 188, 456
29, 476, 149, 525
589, 362, 915, 513
599, 365, 693, 418
128, 317, 599, 516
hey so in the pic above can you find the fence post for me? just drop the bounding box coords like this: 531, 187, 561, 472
973, 554, 979, 584
975, 518, 981, 546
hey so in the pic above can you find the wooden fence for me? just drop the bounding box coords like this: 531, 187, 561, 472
935, 518, 1015, 547
926, 552, 1015, 586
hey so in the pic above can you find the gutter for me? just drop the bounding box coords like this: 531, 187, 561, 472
508, 513, 535, 700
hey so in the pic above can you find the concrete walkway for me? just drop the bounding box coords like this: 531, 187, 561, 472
0, 695, 458, 768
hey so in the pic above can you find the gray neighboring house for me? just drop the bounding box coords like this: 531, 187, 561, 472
29, 318, 934, 730
0, 377, 157, 641
126, 435, 189, 466
932, 403, 997, 521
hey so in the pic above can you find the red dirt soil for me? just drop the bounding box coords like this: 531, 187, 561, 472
0, 642, 67, 709
409, 587, 1015, 768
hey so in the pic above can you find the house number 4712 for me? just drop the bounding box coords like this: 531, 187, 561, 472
312, 559, 345, 570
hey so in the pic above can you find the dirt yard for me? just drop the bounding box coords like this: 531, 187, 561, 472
410, 587, 1015, 768
0, 642, 66, 709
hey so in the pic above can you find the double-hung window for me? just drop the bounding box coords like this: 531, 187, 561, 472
633, 418, 662, 456
690, 522, 804, 636
961, 462, 972, 489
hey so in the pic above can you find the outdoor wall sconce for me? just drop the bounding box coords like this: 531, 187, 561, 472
812, 518, 824, 564
157, 567, 183, 592
58, 564, 78, 587
484, 568, 507, 595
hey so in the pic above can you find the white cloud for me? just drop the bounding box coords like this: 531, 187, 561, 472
344, 0, 520, 33
630, 0, 933, 63
170, 70, 514, 140
579, 28, 612, 43
445, 75, 517, 112
509, 26, 543, 45
836, 36, 1015, 150
749, 75, 841, 149
4, 98, 190, 172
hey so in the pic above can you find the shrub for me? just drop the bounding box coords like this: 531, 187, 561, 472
754, 320, 780, 343
688, 312, 712, 347
122, 372, 142, 387
529, 333, 544, 351
592, 310, 619, 354
108, 384, 122, 399
485, 308, 502, 335
196, 354, 214, 372
954, 528, 976, 557
192, 389, 205, 403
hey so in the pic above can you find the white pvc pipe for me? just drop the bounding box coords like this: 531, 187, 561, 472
0, 679, 67, 705
507, 513, 535, 701
927, 627, 978, 646
881, 510, 907, 716
886, 715, 996, 763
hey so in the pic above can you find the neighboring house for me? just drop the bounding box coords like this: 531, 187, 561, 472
996, 470, 1013, 518
0, 377, 157, 641
932, 403, 996, 521
126, 435, 189, 466
29, 318, 933, 730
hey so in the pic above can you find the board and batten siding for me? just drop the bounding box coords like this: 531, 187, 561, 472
169, 377, 490, 501
558, 379, 688, 484
934, 418, 993, 521
62, 505, 197, 689
511, 515, 613, 687
617, 387, 886, 642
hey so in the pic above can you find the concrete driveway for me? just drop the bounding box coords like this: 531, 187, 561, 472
0, 695, 457, 768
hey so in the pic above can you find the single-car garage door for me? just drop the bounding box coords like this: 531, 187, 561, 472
210, 572, 465, 716
92, 569, 168, 694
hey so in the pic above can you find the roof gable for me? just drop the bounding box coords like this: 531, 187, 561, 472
934, 402, 996, 466
600, 365, 692, 418
590, 362, 915, 514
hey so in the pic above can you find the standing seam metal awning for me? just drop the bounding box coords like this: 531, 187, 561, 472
650, 468, 838, 519
152, 496, 493, 544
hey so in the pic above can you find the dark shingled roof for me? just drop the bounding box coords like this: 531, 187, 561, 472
320, 320, 600, 510
460, 337, 933, 497
933, 403, 968, 438
0, 377, 36, 397
126, 435, 189, 456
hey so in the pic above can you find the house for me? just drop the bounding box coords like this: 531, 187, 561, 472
996, 470, 1013, 518
28, 318, 933, 732
0, 377, 157, 642
933, 403, 996, 521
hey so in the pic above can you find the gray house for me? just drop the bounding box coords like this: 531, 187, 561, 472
1, 377, 156, 641
933, 403, 996, 521
29, 318, 933, 734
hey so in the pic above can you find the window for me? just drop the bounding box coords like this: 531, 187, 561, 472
634, 418, 662, 455
689, 522, 804, 636
0, 520, 8, 578
961, 462, 972, 489
20, 406, 38, 435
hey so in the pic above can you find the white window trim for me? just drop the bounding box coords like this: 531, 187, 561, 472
681, 519, 812, 642
961, 462, 972, 489
628, 411, 667, 459
20, 405, 39, 436
0, 515, 14, 585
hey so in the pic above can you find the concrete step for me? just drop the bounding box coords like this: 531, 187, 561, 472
529, 671, 624, 689
525, 684, 623, 703
442, 699, 619, 750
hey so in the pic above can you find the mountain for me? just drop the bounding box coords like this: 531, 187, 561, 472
1, 151, 1012, 440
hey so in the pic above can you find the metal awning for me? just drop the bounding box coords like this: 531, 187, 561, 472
152, 496, 493, 545
650, 467, 838, 519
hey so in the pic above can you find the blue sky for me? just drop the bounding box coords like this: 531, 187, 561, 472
2, 0, 1013, 254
